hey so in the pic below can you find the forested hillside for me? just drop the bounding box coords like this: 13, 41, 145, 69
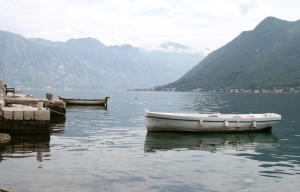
156, 17, 300, 92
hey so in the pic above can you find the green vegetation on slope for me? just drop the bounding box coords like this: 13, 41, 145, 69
156, 17, 300, 91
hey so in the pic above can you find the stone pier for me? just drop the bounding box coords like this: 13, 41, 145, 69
0, 103, 50, 133
3, 95, 66, 117
0, 79, 67, 134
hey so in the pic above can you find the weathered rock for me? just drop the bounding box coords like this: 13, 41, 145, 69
24, 111, 35, 120
14, 111, 23, 120
3, 111, 13, 120
0, 133, 11, 143
35, 110, 50, 121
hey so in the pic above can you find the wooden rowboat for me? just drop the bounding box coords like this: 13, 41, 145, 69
58, 96, 110, 106
144, 109, 281, 132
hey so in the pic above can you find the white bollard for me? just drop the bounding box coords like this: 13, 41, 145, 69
37, 102, 43, 110
0, 101, 3, 111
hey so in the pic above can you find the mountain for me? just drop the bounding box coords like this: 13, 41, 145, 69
156, 17, 300, 92
158, 41, 191, 52
0, 31, 203, 90
157, 41, 211, 55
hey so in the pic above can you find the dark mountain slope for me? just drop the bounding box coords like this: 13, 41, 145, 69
157, 17, 300, 91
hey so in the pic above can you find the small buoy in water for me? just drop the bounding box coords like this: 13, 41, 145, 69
225, 120, 228, 127
199, 119, 203, 126
253, 120, 256, 129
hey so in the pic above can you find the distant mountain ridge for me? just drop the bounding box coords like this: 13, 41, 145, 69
156, 17, 300, 92
0, 31, 204, 90
158, 41, 191, 51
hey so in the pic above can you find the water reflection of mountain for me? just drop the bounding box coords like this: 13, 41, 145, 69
144, 132, 280, 153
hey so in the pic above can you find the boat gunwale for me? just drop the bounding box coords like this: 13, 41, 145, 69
58, 96, 106, 102
146, 111, 281, 122
145, 115, 281, 123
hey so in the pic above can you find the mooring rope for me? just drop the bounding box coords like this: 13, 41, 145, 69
103, 112, 144, 120
279, 117, 300, 140
282, 117, 300, 129
46, 107, 66, 115
46, 107, 143, 121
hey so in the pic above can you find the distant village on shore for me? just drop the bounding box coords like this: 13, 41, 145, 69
129, 87, 300, 93
13, 85, 300, 93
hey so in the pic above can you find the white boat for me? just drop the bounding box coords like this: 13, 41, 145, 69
58, 96, 109, 106
144, 109, 281, 132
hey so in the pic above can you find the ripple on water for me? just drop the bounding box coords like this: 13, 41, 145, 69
2, 91, 300, 191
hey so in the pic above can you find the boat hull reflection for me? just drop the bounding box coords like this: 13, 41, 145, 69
144, 132, 279, 153
66, 105, 107, 110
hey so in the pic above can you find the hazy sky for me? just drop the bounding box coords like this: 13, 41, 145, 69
1, 0, 299, 54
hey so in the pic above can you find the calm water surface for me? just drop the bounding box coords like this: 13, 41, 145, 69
1, 91, 300, 191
